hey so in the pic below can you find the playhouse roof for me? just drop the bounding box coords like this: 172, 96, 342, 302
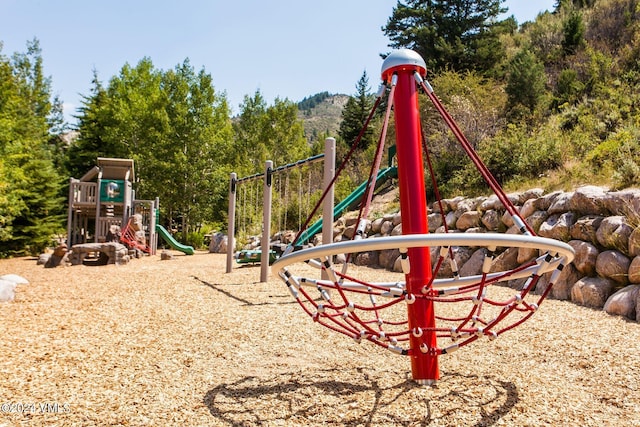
80, 158, 135, 182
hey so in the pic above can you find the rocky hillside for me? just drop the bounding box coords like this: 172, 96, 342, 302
297, 93, 349, 144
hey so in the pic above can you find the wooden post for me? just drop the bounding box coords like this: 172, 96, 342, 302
322, 137, 336, 280
261, 161, 273, 282
226, 173, 237, 274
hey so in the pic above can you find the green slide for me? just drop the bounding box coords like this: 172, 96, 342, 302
296, 166, 398, 245
155, 224, 195, 255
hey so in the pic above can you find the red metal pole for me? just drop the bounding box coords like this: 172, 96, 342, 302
382, 49, 438, 384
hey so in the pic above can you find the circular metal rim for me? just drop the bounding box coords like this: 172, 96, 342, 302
272, 233, 575, 287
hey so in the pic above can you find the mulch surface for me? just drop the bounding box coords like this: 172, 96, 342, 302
1, 251, 639, 426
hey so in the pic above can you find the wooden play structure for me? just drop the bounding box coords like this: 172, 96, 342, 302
67, 157, 159, 255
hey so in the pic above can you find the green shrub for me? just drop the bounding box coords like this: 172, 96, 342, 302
446, 123, 563, 194
586, 125, 640, 188
186, 231, 205, 249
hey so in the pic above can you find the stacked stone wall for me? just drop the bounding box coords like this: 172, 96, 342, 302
322, 185, 640, 323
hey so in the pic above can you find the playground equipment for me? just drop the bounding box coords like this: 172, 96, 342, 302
155, 224, 195, 255
295, 162, 398, 245
120, 216, 151, 253
271, 49, 575, 385
235, 249, 277, 265
67, 158, 158, 254
227, 139, 336, 282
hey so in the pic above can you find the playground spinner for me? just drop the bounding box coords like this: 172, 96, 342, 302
271, 49, 575, 385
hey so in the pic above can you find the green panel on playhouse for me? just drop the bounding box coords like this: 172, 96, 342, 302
100, 180, 125, 203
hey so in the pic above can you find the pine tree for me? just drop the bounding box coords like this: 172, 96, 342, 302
562, 11, 585, 56
505, 49, 547, 119
338, 71, 376, 150
66, 70, 116, 178
383, 0, 511, 74
0, 39, 64, 256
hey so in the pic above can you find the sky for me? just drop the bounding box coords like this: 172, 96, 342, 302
0, 0, 556, 125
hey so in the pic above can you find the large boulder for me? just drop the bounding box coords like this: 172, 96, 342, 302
371, 217, 385, 234
534, 191, 564, 211
380, 221, 395, 236
517, 246, 538, 264
548, 192, 573, 214
524, 211, 548, 234
569, 186, 609, 216
445, 211, 458, 229
519, 198, 538, 219
379, 249, 401, 270
37, 253, 51, 265
571, 277, 615, 308
570, 215, 604, 245
569, 240, 599, 276
603, 285, 639, 320
444, 196, 466, 212
501, 209, 515, 228
0, 274, 27, 285
596, 216, 633, 255
435, 246, 474, 278
520, 188, 545, 204
209, 232, 228, 254
0, 279, 16, 302
427, 213, 443, 233
459, 248, 487, 277
481, 209, 504, 232
0, 274, 27, 302
44, 244, 69, 268
628, 227, 640, 257
392, 213, 402, 226
538, 212, 575, 241
629, 256, 640, 284
479, 195, 501, 211
354, 251, 379, 267
548, 263, 582, 301
602, 189, 640, 216
490, 247, 519, 274
456, 210, 481, 230
595, 250, 630, 285
69, 242, 129, 265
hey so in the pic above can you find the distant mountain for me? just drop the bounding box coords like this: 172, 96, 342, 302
297, 93, 349, 144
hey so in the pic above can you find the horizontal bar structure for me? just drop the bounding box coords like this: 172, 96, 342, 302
235, 153, 325, 184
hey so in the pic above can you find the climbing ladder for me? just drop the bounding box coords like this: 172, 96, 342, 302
120, 217, 151, 253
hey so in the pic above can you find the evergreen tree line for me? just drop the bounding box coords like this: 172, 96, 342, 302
298, 91, 332, 112
0, 45, 309, 256
3, 0, 640, 256
0, 40, 66, 257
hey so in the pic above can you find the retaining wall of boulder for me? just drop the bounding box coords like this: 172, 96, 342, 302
309, 185, 640, 323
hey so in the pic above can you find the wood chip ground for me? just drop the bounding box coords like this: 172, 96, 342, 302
1, 252, 639, 426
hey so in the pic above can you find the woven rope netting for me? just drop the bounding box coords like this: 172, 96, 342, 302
272, 51, 574, 372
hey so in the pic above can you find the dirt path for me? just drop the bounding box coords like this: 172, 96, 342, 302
1, 252, 639, 426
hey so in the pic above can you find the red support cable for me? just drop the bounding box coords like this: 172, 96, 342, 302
418, 78, 536, 236
291, 90, 385, 247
